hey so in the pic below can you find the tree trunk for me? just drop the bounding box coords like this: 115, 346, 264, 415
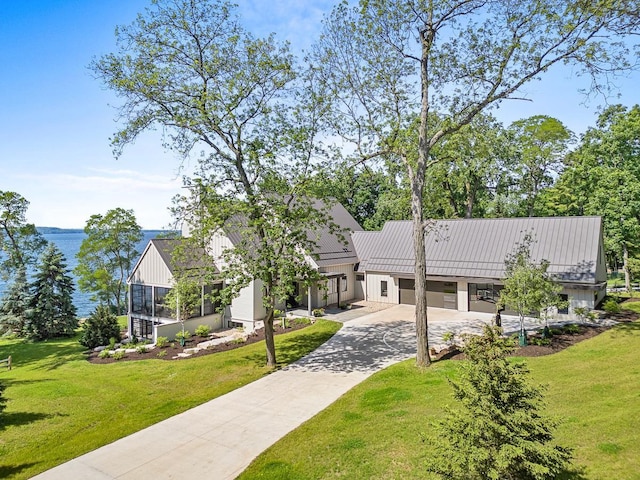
412, 195, 431, 367
623, 242, 631, 293
464, 179, 476, 218
264, 308, 277, 367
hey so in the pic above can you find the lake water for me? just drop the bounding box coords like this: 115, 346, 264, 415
1, 231, 165, 317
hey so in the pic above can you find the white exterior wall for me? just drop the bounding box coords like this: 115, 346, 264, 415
318, 264, 357, 306
457, 280, 469, 312
229, 279, 267, 325
129, 246, 173, 287
366, 273, 398, 304
156, 314, 223, 342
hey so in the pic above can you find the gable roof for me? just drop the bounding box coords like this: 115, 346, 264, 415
356, 216, 603, 284
221, 200, 363, 268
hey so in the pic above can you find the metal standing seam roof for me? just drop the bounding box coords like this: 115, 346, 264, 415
223, 200, 363, 268
353, 216, 603, 283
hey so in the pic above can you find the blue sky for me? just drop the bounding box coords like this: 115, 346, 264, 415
1, 1, 637, 229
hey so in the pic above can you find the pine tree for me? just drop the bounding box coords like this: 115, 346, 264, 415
23, 243, 77, 340
79, 305, 121, 349
427, 325, 571, 480
0, 266, 30, 335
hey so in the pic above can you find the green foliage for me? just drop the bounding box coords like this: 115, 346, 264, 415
174, 330, 191, 341
79, 305, 121, 349
442, 331, 455, 346
603, 299, 622, 314
427, 325, 571, 479
499, 234, 563, 336
98, 349, 111, 359
0, 266, 30, 335
75, 208, 142, 315
563, 324, 581, 335
112, 350, 126, 360
156, 349, 167, 358
0, 190, 47, 279
156, 336, 169, 347
23, 243, 77, 341
135, 345, 148, 354
312, 308, 325, 317
194, 324, 211, 337
164, 278, 201, 323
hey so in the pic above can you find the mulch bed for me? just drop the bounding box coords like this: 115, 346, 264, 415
435, 309, 639, 361
86, 321, 311, 364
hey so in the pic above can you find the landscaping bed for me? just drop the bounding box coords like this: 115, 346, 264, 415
87, 319, 312, 364
436, 311, 638, 361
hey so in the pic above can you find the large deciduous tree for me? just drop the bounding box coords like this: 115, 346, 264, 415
0, 191, 46, 280
507, 115, 573, 217
23, 243, 77, 340
92, 0, 335, 367
312, 0, 639, 366
551, 105, 640, 291
75, 208, 143, 315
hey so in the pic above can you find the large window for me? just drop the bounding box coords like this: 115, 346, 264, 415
381, 280, 388, 297
203, 283, 223, 316
154, 287, 172, 318
131, 284, 153, 315
558, 294, 569, 314
328, 278, 337, 294
341, 276, 348, 292
131, 317, 153, 340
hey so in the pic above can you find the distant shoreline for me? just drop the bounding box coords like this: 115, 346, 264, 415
37, 227, 176, 235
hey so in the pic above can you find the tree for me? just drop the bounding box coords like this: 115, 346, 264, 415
79, 305, 122, 349
498, 235, 563, 345
0, 191, 46, 280
164, 276, 202, 338
0, 266, 30, 335
76, 208, 143, 314
427, 325, 572, 479
508, 116, 573, 216
23, 243, 77, 340
312, 0, 639, 366
93, 0, 336, 367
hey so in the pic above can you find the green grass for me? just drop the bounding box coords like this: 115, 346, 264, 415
240, 321, 640, 480
0, 320, 341, 480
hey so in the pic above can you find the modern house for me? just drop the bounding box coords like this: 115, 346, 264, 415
127, 202, 363, 341
352, 216, 607, 318
128, 210, 606, 341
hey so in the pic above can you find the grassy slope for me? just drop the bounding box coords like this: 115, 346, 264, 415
0, 320, 341, 480
240, 321, 640, 480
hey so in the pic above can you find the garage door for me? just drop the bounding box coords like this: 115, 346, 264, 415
399, 278, 415, 305
426, 281, 457, 309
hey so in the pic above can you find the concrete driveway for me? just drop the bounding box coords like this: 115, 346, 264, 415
33, 304, 550, 480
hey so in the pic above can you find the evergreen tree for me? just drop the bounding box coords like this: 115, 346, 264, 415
427, 325, 571, 480
0, 266, 30, 335
24, 243, 77, 340
79, 305, 121, 349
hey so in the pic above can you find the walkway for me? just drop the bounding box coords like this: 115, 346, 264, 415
33, 305, 416, 480
33, 304, 573, 480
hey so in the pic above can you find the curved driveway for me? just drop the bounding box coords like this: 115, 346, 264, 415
34, 305, 417, 480
33, 303, 566, 480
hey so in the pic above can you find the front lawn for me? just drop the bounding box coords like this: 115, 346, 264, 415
240, 320, 640, 480
0, 319, 341, 479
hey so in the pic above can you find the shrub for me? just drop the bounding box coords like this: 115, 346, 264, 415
427, 325, 572, 479
603, 298, 621, 314
135, 345, 148, 354
175, 330, 191, 341
98, 349, 111, 359
442, 331, 456, 346
156, 336, 169, 348
563, 324, 580, 334
156, 350, 167, 358
79, 305, 121, 349
273, 309, 283, 318
312, 308, 325, 317
112, 350, 126, 360
194, 324, 211, 337
109, 337, 117, 350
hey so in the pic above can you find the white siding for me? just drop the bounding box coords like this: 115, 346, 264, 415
208, 231, 235, 269
229, 279, 267, 324
156, 314, 222, 342
129, 245, 173, 286
366, 273, 397, 304
319, 263, 357, 306
457, 280, 469, 312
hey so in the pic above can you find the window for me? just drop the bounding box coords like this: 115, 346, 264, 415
154, 287, 172, 318
356, 273, 364, 282
328, 278, 337, 294
203, 283, 223, 315
558, 294, 569, 314
381, 280, 388, 297
341, 277, 348, 292
131, 284, 152, 315
131, 317, 153, 340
